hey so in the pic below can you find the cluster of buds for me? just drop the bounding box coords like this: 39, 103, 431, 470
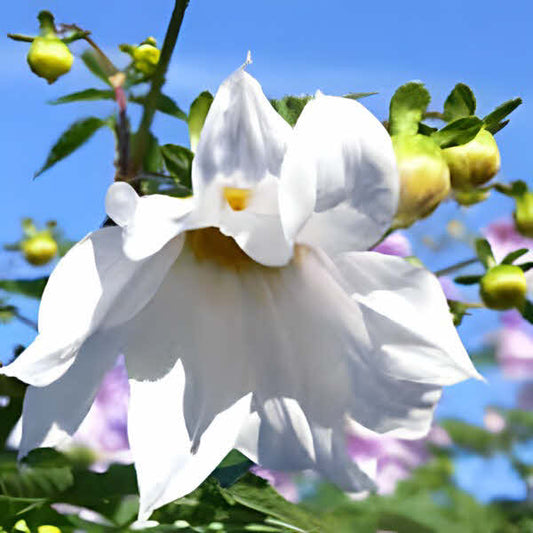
120, 37, 161, 77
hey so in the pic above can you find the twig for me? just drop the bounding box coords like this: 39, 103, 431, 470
434, 257, 479, 277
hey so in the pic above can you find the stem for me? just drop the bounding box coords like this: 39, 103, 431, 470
13, 311, 38, 331
130, 0, 190, 176
7, 33, 35, 43
83, 34, 118, 77
434, 257, 479, 277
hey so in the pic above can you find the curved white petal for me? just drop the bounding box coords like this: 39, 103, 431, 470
17, 328, 123, 457
106, 182, 195, 260
335, 251, 483, 385
1, 226, 180, 386
126, 357, 251, 520
192, 68, 292, 195
279, 94, 398, 255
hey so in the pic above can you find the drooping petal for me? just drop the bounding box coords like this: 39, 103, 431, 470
106, 182, 195, 260
334, 251, 483, 386
279, 94, 398, 255
1, 226, 180, 386
192, 68, 292, 195
17, 328, 123, 458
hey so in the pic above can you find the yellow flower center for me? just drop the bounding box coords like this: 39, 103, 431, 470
186, 227, 252, 269
223, 187, 251, 211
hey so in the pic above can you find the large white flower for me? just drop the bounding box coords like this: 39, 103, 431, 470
2, 64, 482, 519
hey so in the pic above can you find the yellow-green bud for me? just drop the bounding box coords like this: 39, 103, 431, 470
454, 188, 491, 206
133, 40, 160, 76
514, 191, 533, 238
21, 232, 58, 266
392, 134, 451, 228
27, 35, 74, 84
480, 264, 527, 311
13, 520, 30, 533
443, 129, 500, 191
38, 527, 62, 533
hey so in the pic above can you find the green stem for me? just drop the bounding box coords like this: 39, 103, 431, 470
130, 0, 191, 176
434, 257, 479, 277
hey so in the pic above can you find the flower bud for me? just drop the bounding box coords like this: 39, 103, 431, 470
453, 188, 490, 206
133, 38, 160, 76
443, 129, 500, 191
21, 232, 58, 266
392, 134, 451, 228
514, 191, 533, 238
27, 35, 74, 83
480, 264, 527, 311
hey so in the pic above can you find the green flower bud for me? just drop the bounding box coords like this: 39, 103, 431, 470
443, 129, 500, 191
480, 264, 527, 311
514, 191, 533, 238
453, 188, 491, 206
133, 38, 160, 76
27, 35, 73, 83
21, 232, 58, 266
392, 134, 451, 228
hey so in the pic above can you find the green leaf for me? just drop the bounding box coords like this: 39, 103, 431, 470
343, 92, 378, 100
417, 122, 437, 135
188, 91, 214, 151
443, 83, 476, 121
130, 93, 187, 120
454, 275, 482, 285
142, 133, 164, 174
389, 82, 430, 136
518, 261, 533, 273
160, 144, 194, 189
430, 116, 483, 148
212, 451, 253, 488
270, 95, 313, 127
521, 300, 533, 324
475, 238, 496, 269
48, 88, 116, 105
440, 420, 504, 456
483, 97, 522, 134
501, 248, 529, 265
0, 278, 48, 299
35, 118, 107, 177
80, 50, 112, 86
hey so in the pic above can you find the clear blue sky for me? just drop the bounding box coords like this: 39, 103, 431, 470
1, 0, 531, 501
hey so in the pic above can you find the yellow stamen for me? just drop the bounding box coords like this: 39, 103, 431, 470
223, 187, 251, 211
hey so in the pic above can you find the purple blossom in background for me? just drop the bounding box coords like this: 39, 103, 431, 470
250, 466, 300, 502
518, 383, 533, 411
346, 425, 450, 495
495, 311, 533, 380
372, 231, 412, 257
72, 356, 131, 468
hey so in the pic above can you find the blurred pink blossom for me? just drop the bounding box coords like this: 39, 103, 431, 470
250, 466, 300, 502
372, 231, 412, 257
495, 311, 533, 380
483, 408, 506, 434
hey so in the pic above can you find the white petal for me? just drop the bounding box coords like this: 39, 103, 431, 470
279, 94, 398, 254
1, 226, 180, 386
127, 358, 251, 520
192, 68, 292, 195
17, 328, 123, 457
335, 251, 483, 385
106, 182, 195, 260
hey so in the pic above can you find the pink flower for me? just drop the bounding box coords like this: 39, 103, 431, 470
483, 408, 506, 434
250, 466, 300, 502
372, 232, 412, 257
495, 311, 533, 380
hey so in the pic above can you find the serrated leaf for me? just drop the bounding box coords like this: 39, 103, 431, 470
0, 278, 48, 299
454, 275, 482, 285
501, 248, 529, 264
81, 50, 112, 86
49, 88, 116, 105
475, 238, 495, 269
160, 144, 194, 189
35, 118, 106, 177
521, 300, 533, 324
343, 92, 378, 100
188, 91, 214, 152
443, 83, 476, 121
130, 93, 187, 120
270, 95, 312, 127
389, 82, 430, 136
431, 116, 483, 148
483, 97, 522, 134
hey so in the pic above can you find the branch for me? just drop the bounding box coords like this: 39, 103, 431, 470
434, 257, 479, 277
130, 0, 191, 176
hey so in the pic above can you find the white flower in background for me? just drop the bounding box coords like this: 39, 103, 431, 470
1, 62, 481, 520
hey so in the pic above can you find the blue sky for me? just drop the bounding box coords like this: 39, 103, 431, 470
1, 0, 532, 500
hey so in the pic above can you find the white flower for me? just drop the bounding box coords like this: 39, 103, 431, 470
1, 63, 482, 520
